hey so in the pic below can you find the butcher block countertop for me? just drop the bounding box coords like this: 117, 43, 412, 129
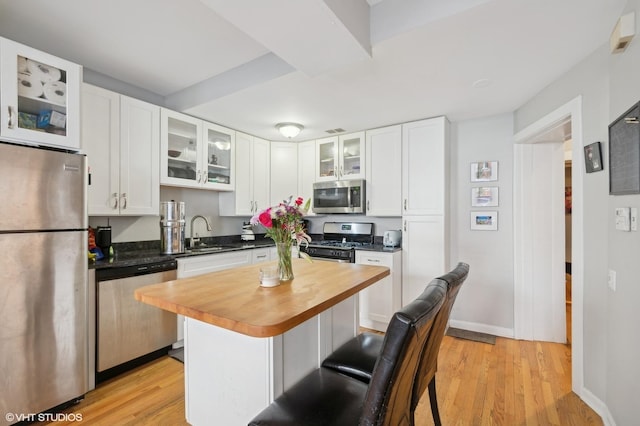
134, 258, 390, 338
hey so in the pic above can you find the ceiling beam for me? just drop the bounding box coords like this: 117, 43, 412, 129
199, 0, 372, 76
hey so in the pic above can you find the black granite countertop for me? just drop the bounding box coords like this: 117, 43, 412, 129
356, 243, 402, 253
90, 235, 401, 270
90, 236, 276, 270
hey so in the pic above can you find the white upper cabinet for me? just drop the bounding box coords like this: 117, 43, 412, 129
219, 132, 270, 216
82, 84, 159, 216
401, 117, 449, 216
365, 125, 402, 216
316, 131, 365, 181
297, 140, 317, 215
160, 108, 235, 191
270, 141, 298, 206
0, 37, 81, 150
83, 84, 119, 216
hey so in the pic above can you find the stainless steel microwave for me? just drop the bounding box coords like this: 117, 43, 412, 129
312, 179, 366, 214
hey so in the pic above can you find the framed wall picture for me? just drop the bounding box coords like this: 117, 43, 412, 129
583, 142, 603, 173
471, 186, 499, 207
470, 161, 498, 182
609, 102, 640, 194
470, 211, 498, 231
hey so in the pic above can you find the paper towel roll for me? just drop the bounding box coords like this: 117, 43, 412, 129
43, 81, 66, 105
26, 58, 62, 83
18, 56, 28, 73
17, 73, 44, 98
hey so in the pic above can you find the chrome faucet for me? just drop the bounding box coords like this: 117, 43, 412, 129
190, 215, 212, 248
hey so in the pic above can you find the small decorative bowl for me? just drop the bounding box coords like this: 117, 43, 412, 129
168, 150, 181, 158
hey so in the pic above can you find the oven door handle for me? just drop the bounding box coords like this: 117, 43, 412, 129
311, 257, 351, 263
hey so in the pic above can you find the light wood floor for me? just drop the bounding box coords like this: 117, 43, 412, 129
37, 336, 601, 426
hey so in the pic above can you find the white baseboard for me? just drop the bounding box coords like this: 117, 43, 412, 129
580, 387, 614, 426
448, 319, 514, 339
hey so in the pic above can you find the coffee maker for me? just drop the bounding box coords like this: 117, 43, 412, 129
95, 226, 112, 256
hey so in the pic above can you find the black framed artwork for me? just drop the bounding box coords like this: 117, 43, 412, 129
609, 102, 640, 195
583, 142, 603, 173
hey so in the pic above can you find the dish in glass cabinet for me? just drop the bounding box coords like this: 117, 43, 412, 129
168, 149, 181, 158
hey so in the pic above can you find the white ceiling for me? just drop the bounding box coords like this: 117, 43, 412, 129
0, 0, 627, 141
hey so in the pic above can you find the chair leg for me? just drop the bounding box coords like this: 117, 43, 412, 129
428, 376, 442, 426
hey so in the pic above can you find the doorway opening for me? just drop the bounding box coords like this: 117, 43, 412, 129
564, 140, 572, 344
513, 96, 584, 396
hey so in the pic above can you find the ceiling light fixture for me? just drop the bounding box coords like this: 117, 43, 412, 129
276, 122, 304, 138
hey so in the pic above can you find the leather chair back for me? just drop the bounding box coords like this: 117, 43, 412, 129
411, 262, 470, 411
361, 280, 446, 425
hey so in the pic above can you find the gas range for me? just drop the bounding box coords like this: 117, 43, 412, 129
301, 222, 374, 263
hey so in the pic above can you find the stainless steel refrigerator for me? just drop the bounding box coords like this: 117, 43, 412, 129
0, 142, 88, 424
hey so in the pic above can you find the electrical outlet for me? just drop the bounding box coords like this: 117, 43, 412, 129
608, 270, 617, 291
631, 208, 638, 231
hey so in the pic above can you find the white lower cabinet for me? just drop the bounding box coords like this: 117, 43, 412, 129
177, 250, 252, 278
355, 250, 402, 332
252, 247, 272, 264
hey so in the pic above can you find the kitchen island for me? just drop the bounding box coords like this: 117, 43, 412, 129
135, 258, 389, 425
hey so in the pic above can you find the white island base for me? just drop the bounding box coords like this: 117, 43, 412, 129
184, 296, 358, 425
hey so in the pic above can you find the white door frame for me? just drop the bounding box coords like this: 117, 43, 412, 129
513, 96, 584, 395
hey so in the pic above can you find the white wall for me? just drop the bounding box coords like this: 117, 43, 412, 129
449, 113, 515, 336
514, 34, 636, 420
604, 1, 640, 423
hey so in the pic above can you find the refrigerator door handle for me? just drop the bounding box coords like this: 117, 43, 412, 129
8, 106, 15, 128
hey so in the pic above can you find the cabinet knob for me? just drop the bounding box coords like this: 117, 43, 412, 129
111, 193, 119, 209
121, 193, 127, 209
367, 200, 370, 211
404, 199, 407, 210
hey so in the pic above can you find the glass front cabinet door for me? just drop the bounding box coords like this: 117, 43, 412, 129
203, 122, 234, 190
339, 131, 365, 179
316, 132, 365, 181
160, 108, 234, 191
0, 37, 81, 150
316, 136, 338, 182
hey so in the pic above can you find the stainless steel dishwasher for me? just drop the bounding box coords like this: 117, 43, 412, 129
95, 259, 177, 383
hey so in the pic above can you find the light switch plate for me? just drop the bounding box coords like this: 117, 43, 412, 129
615, 207, 631, 231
